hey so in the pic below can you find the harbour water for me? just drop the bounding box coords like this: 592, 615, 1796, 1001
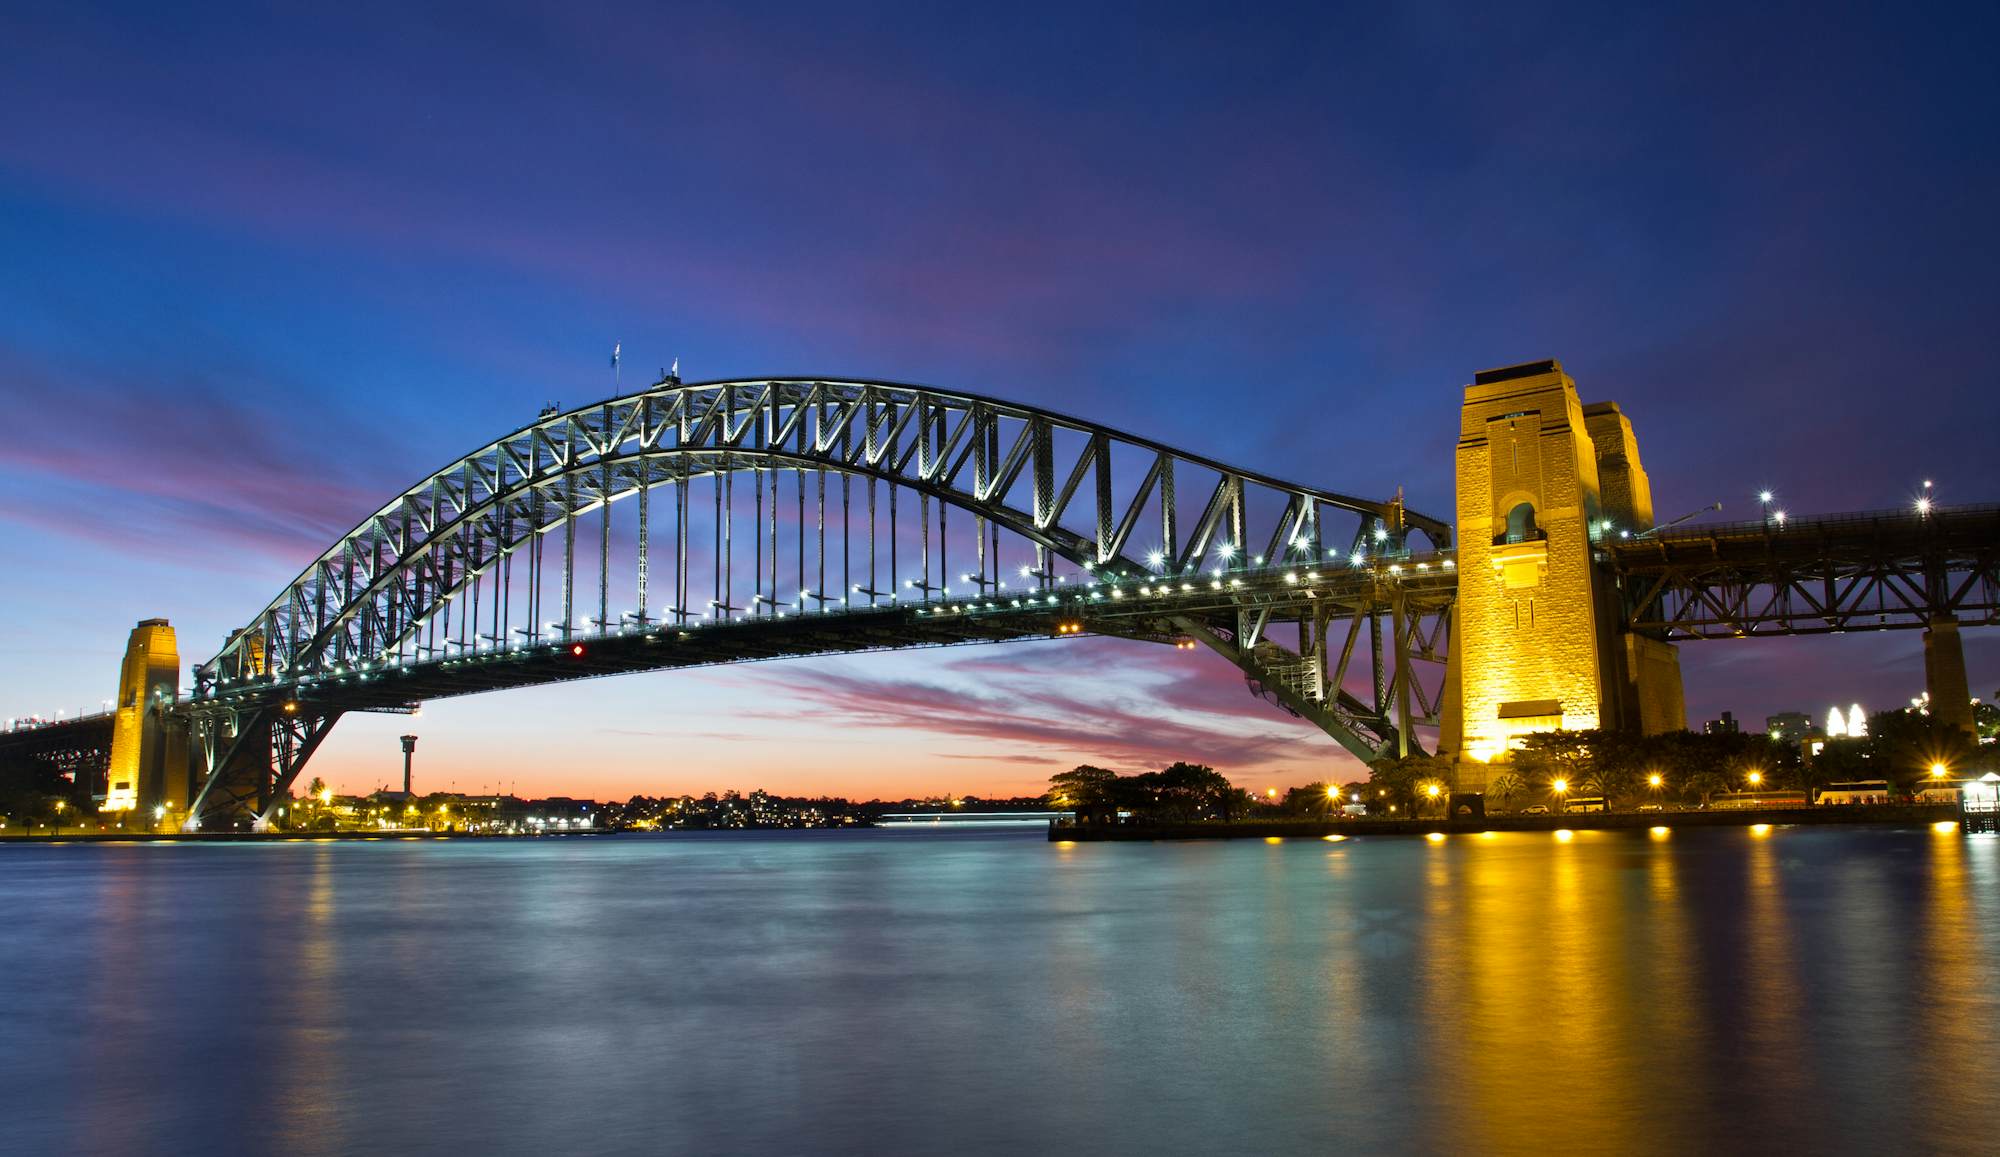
3, 826, 1995, 1155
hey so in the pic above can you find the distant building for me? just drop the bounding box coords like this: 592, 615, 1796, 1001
1766, 711, 1814, 744
1704, 711, 1741, 735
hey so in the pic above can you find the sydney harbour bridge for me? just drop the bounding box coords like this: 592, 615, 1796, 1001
5, 362, 1997, 829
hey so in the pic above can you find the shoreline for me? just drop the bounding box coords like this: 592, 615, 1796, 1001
1049, 802, 1961, 840
0, 828, 611, 844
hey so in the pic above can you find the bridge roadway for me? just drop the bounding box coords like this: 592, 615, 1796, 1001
1611, 503, 2000, 637
190, 557, 1459, 715
8, 505, 1991, 811
0, 555, 1458, 828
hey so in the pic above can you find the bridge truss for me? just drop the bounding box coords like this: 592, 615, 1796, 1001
1614, 505, 2000, 637
180, 375, 1452, 828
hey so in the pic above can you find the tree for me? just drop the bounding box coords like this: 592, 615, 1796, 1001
1976, 701, 2000, 744
1683, 772, 1729, 806
1281, 782, 1340, 817
1866, 708, 1979, 794
1369, 752, 1452, 815
1487, 772, 1528, 811
1151, 762, 1237, 821
1515, 731, 1595, 794
1580, 762, 1637, 808
1046, 765, 1119, 809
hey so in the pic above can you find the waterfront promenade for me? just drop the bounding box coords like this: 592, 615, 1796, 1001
1051, 802, 1959, 840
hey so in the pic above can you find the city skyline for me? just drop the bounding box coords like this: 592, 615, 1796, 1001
3, 2, 1995, 800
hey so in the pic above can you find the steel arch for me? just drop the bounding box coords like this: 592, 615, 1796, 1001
198, 376, 1447, 687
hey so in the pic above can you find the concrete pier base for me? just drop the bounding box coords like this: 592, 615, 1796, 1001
1923, 616, 1974, 738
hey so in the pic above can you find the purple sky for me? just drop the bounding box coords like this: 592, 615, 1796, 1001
2, 2, 1995, 799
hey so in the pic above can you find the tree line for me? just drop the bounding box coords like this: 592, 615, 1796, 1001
1040, 703, 1995, 822
1044, 763, 1248, 821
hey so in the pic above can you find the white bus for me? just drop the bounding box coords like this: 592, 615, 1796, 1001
1710, 790, 1809, 809
1815, 780, 1892, 805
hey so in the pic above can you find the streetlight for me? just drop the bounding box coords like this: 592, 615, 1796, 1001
1551, 778, 1568, 813
1746, 770, 1764, 788
1930, 761, 1950, 779
1758, 490, 1774, 524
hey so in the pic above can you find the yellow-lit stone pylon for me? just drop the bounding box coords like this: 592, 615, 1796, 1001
1441, 360, 1685, 790
104, 618, 184, 816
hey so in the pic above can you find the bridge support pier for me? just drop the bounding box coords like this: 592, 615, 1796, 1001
105, 618, 185, 820
1445, 360, 1685, 789
184, 706, 341, 830
1924, 616, 1975, 738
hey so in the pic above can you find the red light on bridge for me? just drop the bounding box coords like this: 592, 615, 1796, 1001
569, 644, 586, 657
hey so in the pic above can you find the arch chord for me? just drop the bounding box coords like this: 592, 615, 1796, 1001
183, 376, 1453, 828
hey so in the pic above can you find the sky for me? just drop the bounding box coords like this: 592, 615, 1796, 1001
2, 1, 1996, 801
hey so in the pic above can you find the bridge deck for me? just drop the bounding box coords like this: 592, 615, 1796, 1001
193, 561, 1458, 715
1611, 504, 2000, 637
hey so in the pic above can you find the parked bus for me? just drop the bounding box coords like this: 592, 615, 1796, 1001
1815, 780, 1892, 805
1562, 796, 1607, 813
1709, 790, 1809, 809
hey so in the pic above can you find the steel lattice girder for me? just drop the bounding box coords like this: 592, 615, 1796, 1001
197, 378, 1447, 686
1611, 504, 2000, 638
183, 705, 340, 829
178, 376, 1457, 807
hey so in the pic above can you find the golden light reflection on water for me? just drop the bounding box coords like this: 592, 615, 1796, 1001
1737, 828, 1812, 1113
272, 849, 345, 1154
1410, 827, 1830, 1153
1912, 830, 1986, 1106
1406, 826, 2000, 1151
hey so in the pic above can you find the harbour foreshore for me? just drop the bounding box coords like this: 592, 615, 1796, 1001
1049, 802, 1959, 840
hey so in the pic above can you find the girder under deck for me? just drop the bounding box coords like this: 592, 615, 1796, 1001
1613, 504, 2000, 638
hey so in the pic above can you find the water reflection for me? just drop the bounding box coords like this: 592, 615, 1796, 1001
0, 827, 1993, 1156
271, 848, 344, 1154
